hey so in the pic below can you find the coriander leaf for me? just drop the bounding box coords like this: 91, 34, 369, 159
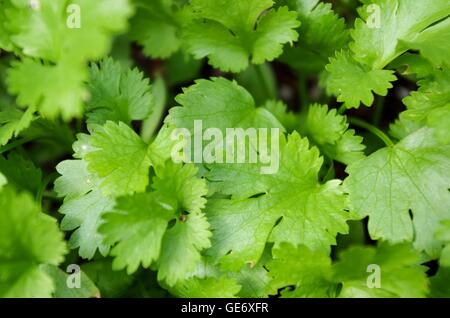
344, 128, 450, 257
170, 276, 241, 298
401, 17, 450, 68
100, 192, 176, 274
0, 152, 42, 196
0, 172, 6, 189
280, 0, 350, 73
0, 186, 67, 297
4, 0, 133, 120
435, 221, 450, 267
430, 267, 450, 298
299, 104, 365, 164
167, 77, 283, 132
0, 103, 35, 146
55, 160, 114, 259
334, 243, 429, 298
84, 121, 152, 196
206, 132, 352, 270
262, 100, 298, 132
183, 0, 300, 72
392, 69, 450, 142
87, 58, 153, 126
129, 0, 183, 58
152, 162, 210, 286
5, 0, 133, 62
268, 243, 336, 298
7, 59, 88, 120
350, 0, 450, 69
42, 264, 100, 298
81, 259, 135, 298
325, 0, 449, 108
100, 163, 210, 285
325, 50, 396, 108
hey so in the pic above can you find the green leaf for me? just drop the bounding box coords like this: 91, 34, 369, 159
299, 104, 365, 164
4, 0, 133, 120
100, 192, 175, 274
81, 259, 134, 298
7, 59, 88, 120
42, 264, 100, 298
430, 267, 450, 298
262, 100, 298, 132
325, 0, 450, 108
129, 0, 184, 58
0, 186, 67, 297
183, 0, 300, 72
100, 163, 210, 285
325, 50, 396, 108
435, 221, 450, 267
0, 152, 42, 196
84, 121, 152, 196
0, 103, 35, 146
167, 77, 283, 133
334, 243, 429, 298
350, 0, 450, 69
392, 69, 450, 142
55, 160, 114, 259
206, 132, 352, 270
280, 0, 349, 73
87, 58, 153, 126
152, 163, 210, 286
401, 17, 450, 68
0, 172, 6, 189
268, 243, 336, 297
170, 276, 241, 298
344, 128, 450, 257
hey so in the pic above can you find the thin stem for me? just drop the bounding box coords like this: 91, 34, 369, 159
42, 191, 62, 201
348, 117, 394, 147
0, 137, 35, 154
254, 64, 271, 99
372, 96, 386, 126
298, 73, 309, 109
37, 172, 60, 206
337, 104, 346, 115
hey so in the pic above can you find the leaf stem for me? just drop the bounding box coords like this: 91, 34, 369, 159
337, 104, 346, 115
0, 137, 35, 155
348, 117, 394, 147
254, 64, 271, 101
372, 96, 386, 126
298, 73, 309, 109
37, 172, 60, 206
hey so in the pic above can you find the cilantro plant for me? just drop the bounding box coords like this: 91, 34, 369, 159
0, 0, 449, 298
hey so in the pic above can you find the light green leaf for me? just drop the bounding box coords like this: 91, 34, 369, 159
325, 50, 396, 108
183, 0, 299, 72
84, 121, 152, 196
300, 104, 365, 164
344, 128, 450, 257
87, 58, 153, 126
0, 187, 67, 297
206, 132, 352, 270
42, 264, 100, 298
334, 243, 429, 298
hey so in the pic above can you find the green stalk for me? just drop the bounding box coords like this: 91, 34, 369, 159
0, 137, 35, 155
37, 172, 60, 206
372, 96, 386, 126
298, 73, 309, 109
348, 117, 394, 147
